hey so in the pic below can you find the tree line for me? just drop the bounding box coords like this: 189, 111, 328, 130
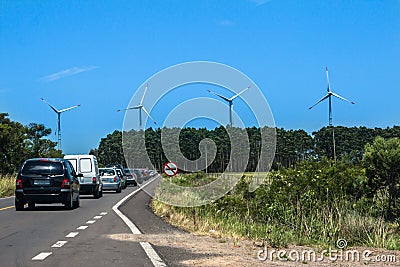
90, 125, 400, 171
2, 111, 400, 175
0, 113, 61, 174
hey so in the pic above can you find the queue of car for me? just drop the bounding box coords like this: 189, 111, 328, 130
14, 156, 158, 211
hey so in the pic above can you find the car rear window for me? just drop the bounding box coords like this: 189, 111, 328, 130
21, 161, 64, 175
79, 158, 92, 173
100, 169, 115, 176
67, 159, 77, 172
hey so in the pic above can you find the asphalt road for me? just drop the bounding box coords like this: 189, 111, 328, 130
0, 177, 169, 267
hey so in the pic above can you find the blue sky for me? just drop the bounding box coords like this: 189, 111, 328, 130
1, 0, 399, 154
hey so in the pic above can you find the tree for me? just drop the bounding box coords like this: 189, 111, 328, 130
363, 136, 400, 220
25, 123, 60, 158
0, 113, 27, 174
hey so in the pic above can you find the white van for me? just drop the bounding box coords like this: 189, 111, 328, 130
64, 155, 103, 199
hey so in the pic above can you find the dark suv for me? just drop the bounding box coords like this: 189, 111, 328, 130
15, 158, 81, 210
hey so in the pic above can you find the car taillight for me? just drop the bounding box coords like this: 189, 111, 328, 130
16, 179, 23, 189
93, 177, 96, 183
61, 179, 70, 189
114, 176, 117, 182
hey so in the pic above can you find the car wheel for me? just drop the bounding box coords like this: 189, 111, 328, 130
93, 188, 100, 199
116, 186, 122, 193
28, 202, 35, 210
73, 194, 80, 208
65, 193, 73, 210
15, 199, 24, 211
133, 180, 137, 186
99, 188, 103, 198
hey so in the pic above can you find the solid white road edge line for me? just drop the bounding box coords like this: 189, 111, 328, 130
112, 176, 167, 267
32, 252, 52, 260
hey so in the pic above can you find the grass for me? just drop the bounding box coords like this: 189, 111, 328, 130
0, 174, 15, 198
152, 170, 400, 250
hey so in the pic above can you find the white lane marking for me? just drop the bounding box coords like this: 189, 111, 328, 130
32, 252, 52, 260
0, 195, 15, 200
86, 220, 96, 224
77, 225, 88, 230
65, 232, 79, 238
140, 241, 167, 267
112, 175, 167, 267
93, 215, 102, 219
51, 241, 68, 248
100, 212, 108, 215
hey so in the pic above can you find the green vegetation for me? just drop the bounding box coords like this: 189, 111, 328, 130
152, 139, 400, 249
93, 125, 400, 170
0, 113, 61, 175
0, 174, 15, 197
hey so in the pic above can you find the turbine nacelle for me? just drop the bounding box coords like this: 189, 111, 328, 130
207, 86, 250, 126
117, 83, 156, 126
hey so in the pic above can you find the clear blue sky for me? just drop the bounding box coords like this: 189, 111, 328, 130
1, 0, 399, 154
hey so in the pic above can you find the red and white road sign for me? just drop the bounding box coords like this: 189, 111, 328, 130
163, 162, 178, 176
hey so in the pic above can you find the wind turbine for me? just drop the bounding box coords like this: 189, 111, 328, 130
117, 83, 156, 127
207, 86, 250, 126
40, 98, 81, 151
308, 67, 355, 160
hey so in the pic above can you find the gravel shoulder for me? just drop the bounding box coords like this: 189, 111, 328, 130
119, 185, 400, 266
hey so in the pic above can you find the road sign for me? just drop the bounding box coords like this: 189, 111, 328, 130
163, 162, 178, 176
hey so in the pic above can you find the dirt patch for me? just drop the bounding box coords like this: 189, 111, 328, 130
106, 232, 400, 266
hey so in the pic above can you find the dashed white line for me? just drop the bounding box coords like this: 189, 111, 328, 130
51, 241, 68, 248
93, 215, 102, 219
112, 175, 167, 267
65, 232, 79, 238
100, 212, 108, 215
32, 252, 52, 261
77, 225, 88, 230
86, 220, 96, 224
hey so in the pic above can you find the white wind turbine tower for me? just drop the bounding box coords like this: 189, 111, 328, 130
117, 83, 156, 127
41, 98, 81, 151
207, 86, 250, 127
308, 67, 355, 160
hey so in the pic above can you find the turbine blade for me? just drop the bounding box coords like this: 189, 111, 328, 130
207, 89, 230, 102
140, 83, 149, 105
229, 86, 250, 101
326, 67, 331, 92
59, 104, 81, 113
117, 105, 141, 112
41, 98, 60, 113
331, 92, 355, 104
308, 94, 329, 110
142, 107, 157, 125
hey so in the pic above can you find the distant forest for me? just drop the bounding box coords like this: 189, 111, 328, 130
2, 111, 400, 174
90, 125, 400, 171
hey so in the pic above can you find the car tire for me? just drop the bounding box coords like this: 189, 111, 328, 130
65, 193, 73, 210
73, 194, 80, 208
28, 202, 35, 210
133, 180, 137, 186
93, 188, 100, 199
15, 199, 24, 211
116, 186, 122, 193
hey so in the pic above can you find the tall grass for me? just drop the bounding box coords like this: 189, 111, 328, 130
0, 174, 15, 198
152, 163, 400, 250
